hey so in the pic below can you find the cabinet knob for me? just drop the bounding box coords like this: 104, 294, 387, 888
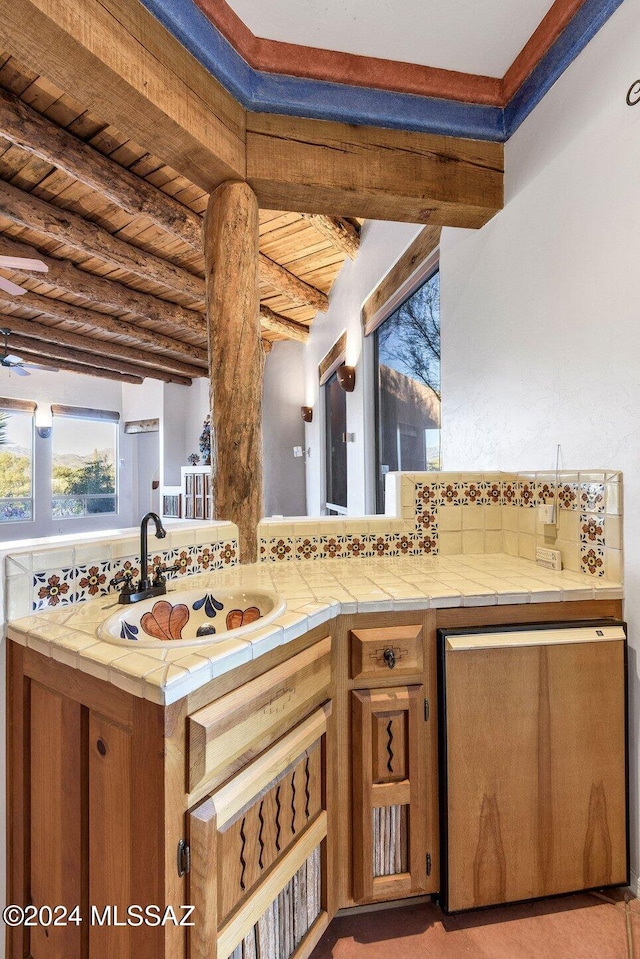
383, 648, 396, 669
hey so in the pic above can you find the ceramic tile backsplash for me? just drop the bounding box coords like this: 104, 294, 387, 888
4, 522, 239, 621
258, 470, 623, 582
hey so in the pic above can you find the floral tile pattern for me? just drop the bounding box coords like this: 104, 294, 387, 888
76, 561, 111, 600
558, 483, 578, 510
33, 568, 77, 610
580, 483, 605, 513
581, 546, 605, 577
580, 513, 605, 547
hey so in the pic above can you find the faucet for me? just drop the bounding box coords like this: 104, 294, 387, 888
110, 512, 178, 604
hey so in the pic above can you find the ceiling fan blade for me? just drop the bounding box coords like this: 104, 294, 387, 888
0, 255, 48, 273
12, 365, 30, 376
0, 275, 27, 296
23, 362, 59, 373
4, 354, 25, 364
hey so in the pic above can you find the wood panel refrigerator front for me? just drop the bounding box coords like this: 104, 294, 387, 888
442, 639, 627, 912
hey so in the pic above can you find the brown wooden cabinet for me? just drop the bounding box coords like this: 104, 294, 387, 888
6, 597, 626, 958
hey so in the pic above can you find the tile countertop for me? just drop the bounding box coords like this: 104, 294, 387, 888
5, 553, 623, 706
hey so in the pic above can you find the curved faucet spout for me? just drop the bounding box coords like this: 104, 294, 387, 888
140, 512, 167, 590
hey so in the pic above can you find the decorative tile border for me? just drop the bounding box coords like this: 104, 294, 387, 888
4, 523, 240, 619
258, 470, 623, 581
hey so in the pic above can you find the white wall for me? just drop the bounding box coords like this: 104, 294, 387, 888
263, 340, 307, 516
303, 220, 423, 515
440, 0, 640, 887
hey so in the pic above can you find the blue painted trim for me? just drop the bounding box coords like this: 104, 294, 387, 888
249, 74, 505, 140
504, 0, 624, 137
138, 0, 623, 142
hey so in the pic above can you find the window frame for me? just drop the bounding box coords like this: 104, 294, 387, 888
0, 398, 36, 526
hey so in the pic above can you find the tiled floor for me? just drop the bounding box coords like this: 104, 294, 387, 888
311, 891, 638, 959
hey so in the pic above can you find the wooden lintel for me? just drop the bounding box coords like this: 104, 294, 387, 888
4, 0, 246, 191
0, 236, 206, 334
259, 305, 310, 342
0, 86, 202, 252
0, 314, 205, 379
0, 179, 205, 303
3, 329, 191, 385
362, 225, 441, 333
300, 213, 360, 259
0, 288, 207, 364
247, 114, 504, 226
259, 253, 328, 313
124, 419, 160, 434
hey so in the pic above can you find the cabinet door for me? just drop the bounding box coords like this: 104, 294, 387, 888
443, 639, 628, 911
352, 686, 434, 902
189, 703, 331, 959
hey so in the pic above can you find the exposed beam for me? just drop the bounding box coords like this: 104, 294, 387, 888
0, 179, 206, 303
205, 181, 263, 564
259, 306, 310, 343
0, 87, 203, 252
247, 114, 504, 226
2, 329, 191, 386
0, 236, 206, 334
0, 289, 207, 364
258, 253, 328, 313
300, 214, 360, 259
3, 0, 246, 190
0, 332, 143, 384
261, 339, 273, 355
0, 314, 205, 380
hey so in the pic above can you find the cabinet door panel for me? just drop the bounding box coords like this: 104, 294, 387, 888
352, 686, 432, 903
30, 682, 83, 959
443, 640, 627, 911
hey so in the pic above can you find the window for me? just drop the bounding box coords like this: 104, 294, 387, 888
373, 269, 441, 511
51, 406, 118, 517
0, 402, 34, 523
324, 370, 347, 514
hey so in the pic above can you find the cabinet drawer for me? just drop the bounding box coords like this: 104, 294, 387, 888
351, 625, 422, 681
188, 636, 331, 793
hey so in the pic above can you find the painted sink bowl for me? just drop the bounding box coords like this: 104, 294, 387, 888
97, 587, 286, 648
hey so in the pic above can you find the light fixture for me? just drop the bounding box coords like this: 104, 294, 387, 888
35, 403, 52, 439
301, 406, 313, 423
336, 364, 356, 392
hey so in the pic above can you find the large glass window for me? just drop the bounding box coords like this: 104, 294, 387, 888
0, 407, 33, 523
324, 371, 347, 514
52, 413, 118, 517
374, 269, 441, 511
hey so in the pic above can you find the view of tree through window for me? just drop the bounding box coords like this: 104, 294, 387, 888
374, 269, 441, 512
52, 416, 117, 517
0, 408, 33, 522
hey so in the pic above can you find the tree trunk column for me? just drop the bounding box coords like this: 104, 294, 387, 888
203, 181, 264, 563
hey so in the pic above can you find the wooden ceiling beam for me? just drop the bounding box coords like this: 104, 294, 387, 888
4, 0, 246, 191
0, 288, 208, 364
259, 306, 310, 343
300, 214, 360, 259
0, 331, 141, 384
247, 114, 504, 226
0, 179, 206, 303
0, 236, 206, 334
259, 253, 328, 313
0, 87, 202, 252
2, 329, 192, 386
0, 314, 205, 380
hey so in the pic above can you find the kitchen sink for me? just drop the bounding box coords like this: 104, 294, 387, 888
97, 587, 286, 648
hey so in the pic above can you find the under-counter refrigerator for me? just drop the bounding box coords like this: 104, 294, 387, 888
437, 620, 628, 913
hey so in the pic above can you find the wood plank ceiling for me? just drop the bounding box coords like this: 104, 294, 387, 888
0, 52, 361, 386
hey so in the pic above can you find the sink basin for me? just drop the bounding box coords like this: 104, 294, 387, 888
98, 587, 286, 648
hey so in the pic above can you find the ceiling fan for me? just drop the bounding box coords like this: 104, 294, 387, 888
0, 328, 57, 377
0, 252, 48, 297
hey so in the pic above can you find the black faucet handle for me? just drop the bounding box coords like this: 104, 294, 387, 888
151, 563, 180, 587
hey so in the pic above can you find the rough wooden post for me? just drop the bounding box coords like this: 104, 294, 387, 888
203, 181, 264, 563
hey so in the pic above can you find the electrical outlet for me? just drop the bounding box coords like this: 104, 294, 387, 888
537, 504, 555, 524
535, 546, 562, 570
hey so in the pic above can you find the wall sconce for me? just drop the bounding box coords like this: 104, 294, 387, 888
301, 406, 313, 423
35, 403, 52, 439
336, 364, 356, 392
